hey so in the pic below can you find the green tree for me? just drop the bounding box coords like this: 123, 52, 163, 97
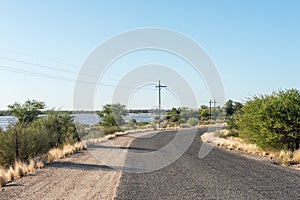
224, 100, 234, 117
224, 100, 243, 130
199, 105, 210, 121
8, 99, 45, 124
98, 103, 127, 127
97, 103, 127, 134
234, 102, 243, 113
166, 108, 181, 124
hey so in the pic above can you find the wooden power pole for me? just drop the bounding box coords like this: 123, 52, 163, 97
156, 80, 167, 128
209, 99, 217, 120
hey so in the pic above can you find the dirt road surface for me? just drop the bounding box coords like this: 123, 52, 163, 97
0, 135, 135, 200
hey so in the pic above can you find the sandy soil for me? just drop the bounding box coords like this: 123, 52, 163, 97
0, 135, 135, 200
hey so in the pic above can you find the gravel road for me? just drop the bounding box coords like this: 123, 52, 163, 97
1, 128, 300, 200
0, 135, 135, 200
115, 128, 300, 200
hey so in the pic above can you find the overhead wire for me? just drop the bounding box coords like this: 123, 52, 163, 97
0, 55, 151, 85
0, 48, 210, 101
0, 47, 79, 68
0, 64, 154, 91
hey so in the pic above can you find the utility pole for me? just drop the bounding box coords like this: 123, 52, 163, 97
209, 99, 217, 120
213, 99, 217, 108
156, 80, 167, 128
209, 100, 212, 120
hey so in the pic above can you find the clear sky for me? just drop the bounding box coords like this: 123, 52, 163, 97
0, 0, 299, 110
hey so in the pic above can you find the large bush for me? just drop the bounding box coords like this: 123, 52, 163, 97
236, 89, 300, 151
0, 100, 79, 167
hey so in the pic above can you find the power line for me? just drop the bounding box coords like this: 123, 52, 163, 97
0, 48, 212, 104
0, 64, 81, 82
0, 47, 79, 68
0, 55, 150, 85
0, 48, 153, 83
0, 64, 154, 91
0, 56, 82, 75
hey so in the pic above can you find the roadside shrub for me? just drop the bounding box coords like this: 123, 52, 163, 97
103, 125, 121, 135
187, 118, 199, 126
236, 89, 300, 151
0, 112, 79, 167
137, 122, 149, 127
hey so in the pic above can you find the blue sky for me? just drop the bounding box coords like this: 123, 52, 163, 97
0, 1, 299, 110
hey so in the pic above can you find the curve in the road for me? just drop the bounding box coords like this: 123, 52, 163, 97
115, 128, 300, 200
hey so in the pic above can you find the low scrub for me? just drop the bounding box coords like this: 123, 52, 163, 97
103, 126, 122, 135
201, 132, 260, 155
0, 142, 85, 188
293, 149, 300, 163
201, 131, 300, 166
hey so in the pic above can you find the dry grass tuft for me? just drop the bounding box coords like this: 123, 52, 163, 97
45, 153, 55, 163
279, 150, 293, 165
106, 134, 116, 140
4, 167, 15, 182
22, 163, 29, 175
49, 148, 64, 159
0, 172, 6, 188
43, 142, 86, 164
36, 160, 44, 169
201, 131, 300, 167
293, 149, 300, 163
74, 142, 86, 152
13, 161, 24, 179
63, 144, 74, 156
201, 132, 261, 155
28, 159, 36, 174
0, 142, 87, 187
219, 129, 230, 137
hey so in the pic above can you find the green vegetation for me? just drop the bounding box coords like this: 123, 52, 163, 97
224, 100, 243, 136
164, 105, 225, 128
199, 105, 210, 121
76, 124, 104, 140
187, 118, 199, 126
0, 100, 79, 167
97, 103, 127, 135
166, 108, 182, 125
8, 99, 45, 124
229, 89, 300, 151
2, 89, 299, 169
181, 107, 199, 123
